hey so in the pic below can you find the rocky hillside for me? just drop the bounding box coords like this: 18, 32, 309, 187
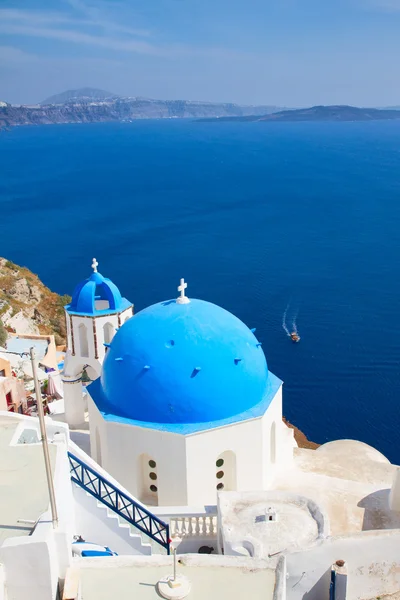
41, 87, 117, 105
0, 258, 70, 345
0, 97, 283, 130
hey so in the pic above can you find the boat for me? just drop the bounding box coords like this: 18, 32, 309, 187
290, 332, 300, 343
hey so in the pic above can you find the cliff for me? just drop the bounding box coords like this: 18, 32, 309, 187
0, 258, 70, 344
0, 97, 282, 130
199, 105, 400, 123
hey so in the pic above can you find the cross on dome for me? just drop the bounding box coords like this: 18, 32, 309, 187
92, 258, 99, 273
176, 278, 190, 305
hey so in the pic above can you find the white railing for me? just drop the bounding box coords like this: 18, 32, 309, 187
170, 514, 218, 538
152, 506, 218, 539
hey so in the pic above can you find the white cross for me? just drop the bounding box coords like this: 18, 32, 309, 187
92, 258, 98, 273
177, 278, 190, 304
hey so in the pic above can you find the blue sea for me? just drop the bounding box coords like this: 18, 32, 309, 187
1, 120, 400, 461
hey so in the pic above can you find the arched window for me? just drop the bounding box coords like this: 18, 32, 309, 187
103, 322, 114, 346
137, 453, 158, 505
78, 323, 89, 358
215, 450, 236, 492
95, 427, 102, 466
270, 421, 277, 464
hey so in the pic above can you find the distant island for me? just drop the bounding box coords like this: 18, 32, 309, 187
0, 87, 283, 130
2, 91, 400, 130
199, 105, 400, 123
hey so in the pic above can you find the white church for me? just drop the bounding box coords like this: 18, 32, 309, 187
2, 258, 400, 600
63, 259, 293, 508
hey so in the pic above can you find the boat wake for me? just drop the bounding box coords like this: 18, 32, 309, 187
282, 303, 291, 336
283, 303, 300, 340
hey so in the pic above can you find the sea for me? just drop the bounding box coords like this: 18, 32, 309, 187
1, 119, 400, 461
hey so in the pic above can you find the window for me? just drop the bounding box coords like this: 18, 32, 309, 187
138, 454, 158, 505
103, 322, 115, 346
78, 323, 89, 358
215, 451, 236, 492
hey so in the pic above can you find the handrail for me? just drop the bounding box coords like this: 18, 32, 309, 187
68, 452, 170, 553
329, 569, 336, 600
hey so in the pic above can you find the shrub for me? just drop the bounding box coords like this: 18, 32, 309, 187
0, 319, 7, 347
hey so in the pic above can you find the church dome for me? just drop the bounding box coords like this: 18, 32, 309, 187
96, 286, 269, 426
67, 258, 132, 316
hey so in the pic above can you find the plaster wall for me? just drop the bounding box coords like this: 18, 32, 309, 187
93, 307, 133, 363
0, 376, 26, 413
286, 530, 400, 600
185, 418, 264, 506
0, 417, 73, 600
260, 388, 295, 488
0, 358, 11, 378
64, 308, 132, 428
88, 398, 188, 506
89, 386, 289, 507
0, 532, 58, 600
66, 308, 133, 366
0, 564, 4, 600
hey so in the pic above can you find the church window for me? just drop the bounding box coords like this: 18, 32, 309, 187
138, 453, 159, 505
103, 322, 114, 346
78, 323, 89, 358
216, 451, 237, 492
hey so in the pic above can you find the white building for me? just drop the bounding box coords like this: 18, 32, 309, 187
62, 259, 133, 428
85, 278, 294, 507
3, 263, 400, 600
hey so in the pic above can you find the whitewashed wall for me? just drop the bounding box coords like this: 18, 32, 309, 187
286, 530, 400, 600
63, 307, 133, 428
88, 384, 294, 508
88, 397, 188, 506
0, 414, 74, 600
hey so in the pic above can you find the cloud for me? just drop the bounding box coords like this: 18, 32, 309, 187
0, 7, 151, 38
0, 45, 37, 65
0, 8, 247, 61
0, 21, 162, 55
64, 0, 151, 37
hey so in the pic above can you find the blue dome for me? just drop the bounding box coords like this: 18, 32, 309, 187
94, 298, 269, 427
67, 265, 132, 316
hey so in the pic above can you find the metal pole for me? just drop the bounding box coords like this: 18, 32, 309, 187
173, 547, 177, 582
30, 347, 58, 528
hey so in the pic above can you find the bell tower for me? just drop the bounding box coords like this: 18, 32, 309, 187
62, 258, 133, 428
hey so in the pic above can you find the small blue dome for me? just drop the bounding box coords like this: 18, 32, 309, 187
94, 298, 269, 426
67, 261, 132, 316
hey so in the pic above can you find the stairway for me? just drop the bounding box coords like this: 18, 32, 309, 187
68, 452, 170, 555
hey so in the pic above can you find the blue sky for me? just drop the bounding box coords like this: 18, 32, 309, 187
1, 0, 400, 105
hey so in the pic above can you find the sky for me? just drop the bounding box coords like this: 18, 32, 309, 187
1, 0, 400, 106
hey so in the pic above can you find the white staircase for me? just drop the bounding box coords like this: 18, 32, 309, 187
72, 483, 154, 555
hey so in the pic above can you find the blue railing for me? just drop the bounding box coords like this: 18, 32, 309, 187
68, 452, 170, 554
329, 569, 336, 600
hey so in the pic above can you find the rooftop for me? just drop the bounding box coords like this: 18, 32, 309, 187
0, 416, 56, 545
66, 554, 276, 600
271, 440, 400, 536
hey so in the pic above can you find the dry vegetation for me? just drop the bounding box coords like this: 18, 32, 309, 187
0, 258, 71, 345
